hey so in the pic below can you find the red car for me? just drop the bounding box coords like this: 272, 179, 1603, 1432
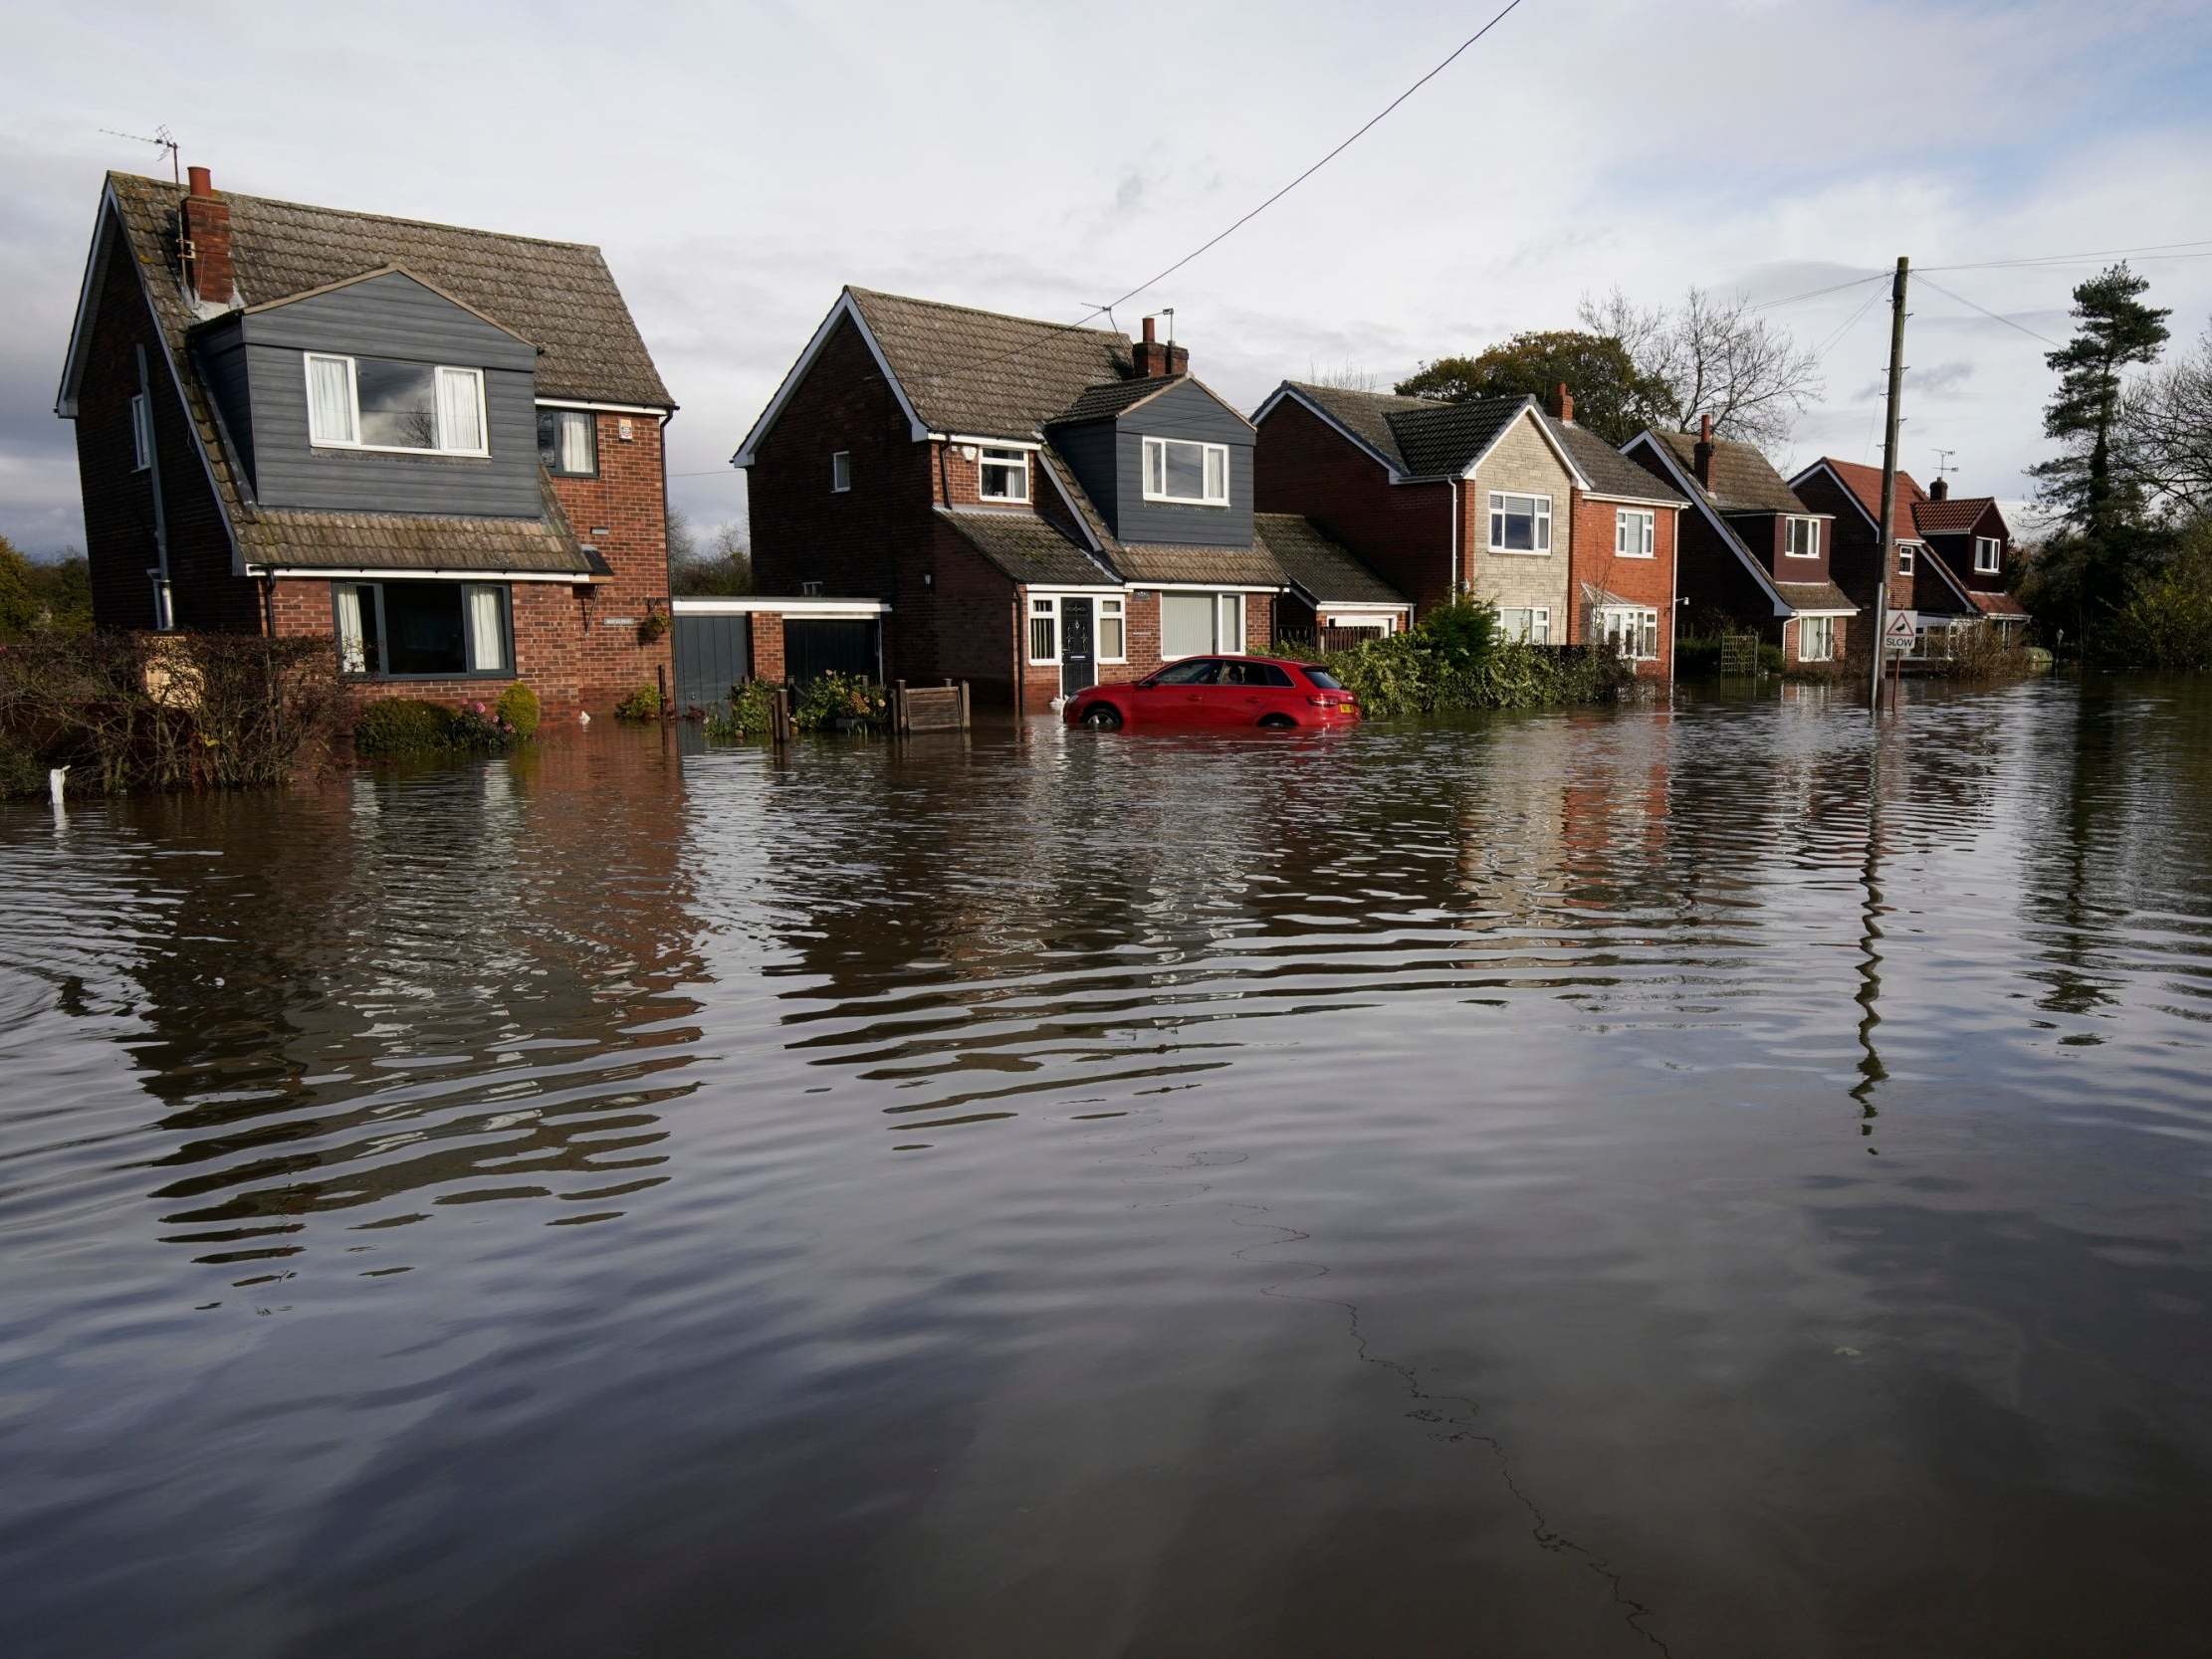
1063, 654, 1360, 731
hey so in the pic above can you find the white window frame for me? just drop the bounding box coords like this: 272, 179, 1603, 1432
1595, 604, 1660, 661
830, 450, 852, 493
1027, 595, 1059, 665
1158, 589, 1245, 659
1097, 594, 1127, 664
1486, 491, 1553, 554
1974, 535, 2001, 574
1498, 606, 1552, 645
1614, 508, 1656, 558
1798, 615, 1836, 662
1897, 543, 1915, 575
129, 392, 152, 472
1141, 437, 1230, 507
1784, 517, 1823, 559
302, 352, 490, 458
979, 446, 1029, 503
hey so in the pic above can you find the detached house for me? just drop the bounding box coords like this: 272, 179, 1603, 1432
56, 167, 675, 714
1789, 458, 2030, 657
1622, 420, 1856, 669
737, 290, 1337, 711
1250, 381, 1685, 678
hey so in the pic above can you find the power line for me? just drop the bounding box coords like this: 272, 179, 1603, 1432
1921, 238, 2212, 274
1810, 282, 1886, 362
1750, 271, 1886, 311
923, 0, 1533, 389
1917, 275, 2064, 349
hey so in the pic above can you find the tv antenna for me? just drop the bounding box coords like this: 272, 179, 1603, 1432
101, 124, 179, 184
1932, 447, 1959, 481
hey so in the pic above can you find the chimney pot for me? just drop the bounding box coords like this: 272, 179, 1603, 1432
1548, 381, 1574, 422
188, 165, 213, 198
1141, 315, 1157, 344
1692, 414, 1715, 488
1930, 477, 1949, 501
1699, 413, 1713, 443
1132, 314, 1184, 379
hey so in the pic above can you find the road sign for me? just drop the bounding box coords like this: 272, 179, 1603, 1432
1884, 609, 1918, 652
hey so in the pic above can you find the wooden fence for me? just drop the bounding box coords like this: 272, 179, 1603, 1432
890, 680, 971, 733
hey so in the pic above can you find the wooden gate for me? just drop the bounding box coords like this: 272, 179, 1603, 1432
1718, 632, 1764, 677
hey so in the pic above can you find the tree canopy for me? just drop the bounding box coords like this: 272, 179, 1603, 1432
2030, 263, 2171, 538
1580, 286, 1824, 453
0, 537, 92, 641
1394, 330, 1665, 446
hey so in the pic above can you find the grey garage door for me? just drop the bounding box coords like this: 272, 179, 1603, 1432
673, 612, 751, 712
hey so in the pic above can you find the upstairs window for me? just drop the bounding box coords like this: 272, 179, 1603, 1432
1784, 517, 1822, 558
538, 408, 597, 476
129, 393, 152, 472
980, 447, 1029, 502
1142, 437, 1229, 506
1897, 543, 1915, 574
1614, 508, 1655, 557
1974, 535, 2001, 574
830, 450, 851, 493
1488, 492, 1552, 553
305, 354, 487, 455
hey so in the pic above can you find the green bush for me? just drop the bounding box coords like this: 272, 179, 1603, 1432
702, 679, 776, 739
2110, 545, 2212, 672
1312, 600, 1630, 717
613, 683, 663, 722
495, 681, 542, 740
353, 698, 456, 756
792, 671, 887, 732
0, 735, 44, 798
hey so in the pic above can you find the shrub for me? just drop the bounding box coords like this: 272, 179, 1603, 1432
0, 632, 342, 792
614, 683, 663, 722
495, 681, 542, 740
1311, 600, 1629, 717
702, 679, 776, 739
2110, 547, 2212, 672
0, 735, 44, 798
353, 698, 456, 756
792, 671, 887, 732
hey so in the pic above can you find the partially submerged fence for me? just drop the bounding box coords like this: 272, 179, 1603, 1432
890, 681, 970, 733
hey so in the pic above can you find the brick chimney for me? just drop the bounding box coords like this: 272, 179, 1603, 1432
1546, 381, 1574, 422
180, 165, 234, 307
1131, 314, 1188, 379
1692, 413, 1715, 489
1929, 476, 1949, 502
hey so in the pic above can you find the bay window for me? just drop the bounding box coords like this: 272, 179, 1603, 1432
1142, 437, 1229, 506
1160, 590, 1244, 658
1784, 517, 1822, 559
1595, 604, 1659, 661
980, 447, 1029, 502
1497, 607, 1551, 645
305, 353, 487, 455
1614, 508, 1655, 557
332, 579, 512, 678
1974, 535, 2001, 574
1488, 492, 1552, 553
538, 408, 597, 476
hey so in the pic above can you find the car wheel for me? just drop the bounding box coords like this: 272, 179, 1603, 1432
1082, 704, 1123, 730
1256, 714, 1297, 730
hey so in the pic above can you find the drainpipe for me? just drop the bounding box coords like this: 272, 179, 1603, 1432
1447, 478, 1460, 604
135, 343, 172, 628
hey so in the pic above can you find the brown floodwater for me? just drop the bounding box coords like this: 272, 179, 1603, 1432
3, 676, 2210, 1658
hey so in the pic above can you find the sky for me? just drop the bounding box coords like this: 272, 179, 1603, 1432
5, 0, 2211, 557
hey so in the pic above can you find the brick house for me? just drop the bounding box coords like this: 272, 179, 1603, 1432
1789, 458, 2030, 658
736, 289, 1322, 713
1250, 381, 1686, 679
55, 167, 676, 716
1622, 420, 1857, 669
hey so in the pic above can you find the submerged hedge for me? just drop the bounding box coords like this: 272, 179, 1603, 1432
1281, 599, 1634, 718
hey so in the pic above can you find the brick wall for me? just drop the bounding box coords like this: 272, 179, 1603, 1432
1253, 398, 1451, 613
546, 409, 673, 710
73, 227, 256, 634
1569, 495, 1678, 681
1010, 587, 1277, 715
1790, 470, 1909, 619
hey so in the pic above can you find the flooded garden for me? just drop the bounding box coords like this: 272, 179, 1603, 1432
3, 676, 2210, 1657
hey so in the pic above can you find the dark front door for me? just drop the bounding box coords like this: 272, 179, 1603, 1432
1060, 598, 1096, 697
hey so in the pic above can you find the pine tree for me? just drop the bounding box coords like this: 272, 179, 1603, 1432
2030, 264, 2171, 539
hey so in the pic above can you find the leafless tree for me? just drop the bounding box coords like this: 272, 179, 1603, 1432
2117, 320, 2212, 518
1579, 285, 1825, 454
1306, 360, 1381, 392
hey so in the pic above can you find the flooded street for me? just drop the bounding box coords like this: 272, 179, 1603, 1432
4, 677, 2211, 1658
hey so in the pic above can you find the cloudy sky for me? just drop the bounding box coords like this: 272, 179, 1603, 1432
6, 0, 2210, 555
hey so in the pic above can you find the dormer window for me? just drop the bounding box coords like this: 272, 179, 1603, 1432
1142, 437, 1228, 506
1784, 517, 1822, 559
980, 447, 1029, 503
1974, 535, 2001, 574
305, 353, 487, 456
1897, 543, 1915, 575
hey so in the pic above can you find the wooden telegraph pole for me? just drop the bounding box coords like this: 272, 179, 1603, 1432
1871, 256, 1909, 712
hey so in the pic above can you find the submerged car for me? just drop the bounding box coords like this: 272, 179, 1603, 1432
1063, 654, 1360, 731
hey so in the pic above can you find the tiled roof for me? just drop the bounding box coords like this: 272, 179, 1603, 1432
1547, 418, 1683, 502
1111, 541, 1289, 587
848, 288, 1132, 442
1053, 377, 1174, 424
1774, 580, 1859, 615
1967, 589, 2030, 618
1280, 382, 1533, 479
1912, 494, 1998, 534
111, 171, 669, 406
935, 507, 1117, 587
1253, 515, 1407, 606
1812, 457, 1927, 541
1649, 429, 1810, 516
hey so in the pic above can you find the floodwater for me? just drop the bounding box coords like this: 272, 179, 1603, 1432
3, 677, 2211, 1659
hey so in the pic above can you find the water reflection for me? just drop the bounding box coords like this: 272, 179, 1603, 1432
3, 681, 2211, 1658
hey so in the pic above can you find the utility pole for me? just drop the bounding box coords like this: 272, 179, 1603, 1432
1870, 256, 1909, 712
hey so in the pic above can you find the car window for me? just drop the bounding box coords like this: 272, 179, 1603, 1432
1152, 659, 1221, 686
1301, 667, 1345, 690
1220, 661, 1292, 687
